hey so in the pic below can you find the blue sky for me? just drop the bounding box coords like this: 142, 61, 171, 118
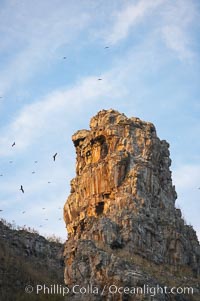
0, 0, 199, 241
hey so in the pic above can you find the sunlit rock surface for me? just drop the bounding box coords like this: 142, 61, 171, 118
64, 109, 200, 301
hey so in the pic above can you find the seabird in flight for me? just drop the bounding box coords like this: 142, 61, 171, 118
12, 142, 15, 147
53, 153, 57, 161
20, 185, 24, 193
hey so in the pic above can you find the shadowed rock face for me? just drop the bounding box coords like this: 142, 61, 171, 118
0, 220, 64, 301
63, 109, 200, 301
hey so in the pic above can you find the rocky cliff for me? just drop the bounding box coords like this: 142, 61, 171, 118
63, 109, 200, 301
0, 219, 64, 301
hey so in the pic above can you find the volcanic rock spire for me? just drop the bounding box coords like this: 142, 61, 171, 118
64, 109, 200, 301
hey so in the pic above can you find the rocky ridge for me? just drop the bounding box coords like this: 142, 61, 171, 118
64, 109, 200, 301
0, 219, 64, 301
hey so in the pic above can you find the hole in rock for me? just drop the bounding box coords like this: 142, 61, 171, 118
95, 202, 104, 216
103, 193, 110, 199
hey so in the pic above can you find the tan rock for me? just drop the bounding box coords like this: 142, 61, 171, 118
63, 109, 200, 301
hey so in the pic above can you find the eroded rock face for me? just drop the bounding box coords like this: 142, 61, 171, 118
63, 109, 200, 301
0, 220, 64, 300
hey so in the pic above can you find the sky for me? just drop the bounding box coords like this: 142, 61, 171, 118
0, 0, 199, 241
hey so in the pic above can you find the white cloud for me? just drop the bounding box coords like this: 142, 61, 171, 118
161, 0, 197, 60
162, 25, 192, 59
104, 0, 197, 61
105, 0, 164, 44
0, 0, 91, 94
0, 72, 125, 156
0, 26, 184, 158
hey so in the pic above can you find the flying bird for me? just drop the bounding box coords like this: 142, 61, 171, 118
20, 185, 24, 193
98, 78, 102, 81
63, 56, 67, 59
12, 142, 15, 147
34, 161, 38, 163
0, 209, 3, 212
104, 46, 109, 49
9, 161, 13, 163
48, 181, 51, 184
32, 171, 35, 174
53, 153, 57, 161
45, 219, 48, 221
22, 211, 26, 214
42, 208, 45, 210
0, 174, 3, 177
